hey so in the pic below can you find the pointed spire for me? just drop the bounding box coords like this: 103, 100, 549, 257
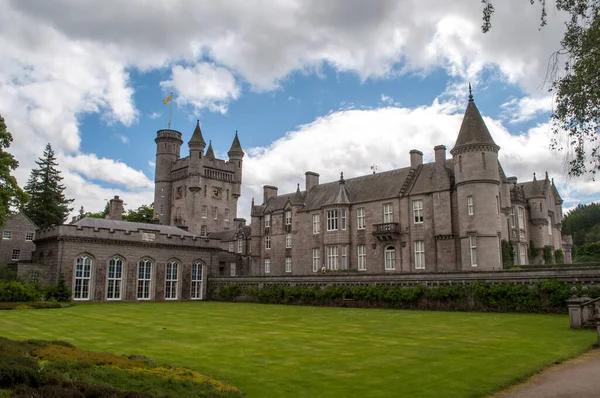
291, 183, 305, 206
205, 140, 215, 160
324, 171, 350, 206
545, 171, 549, 180
228, 130, 245, 158
296, 183, 301, 193
188, 120, 206, 148
339, 171, 345, 184
468, 82, 473, 101
533, 172, 537, 180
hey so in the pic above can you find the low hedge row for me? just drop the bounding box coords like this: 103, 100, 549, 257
0, 279, 71, 303
0, 302, 64, 311
214, 279, 583, 313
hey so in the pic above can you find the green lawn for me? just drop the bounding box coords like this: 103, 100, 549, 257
0, 302, 595, 397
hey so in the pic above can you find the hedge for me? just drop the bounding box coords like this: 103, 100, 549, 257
214, 279, 581, 313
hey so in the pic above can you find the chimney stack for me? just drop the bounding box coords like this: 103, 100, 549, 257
434, 145, 446, 166
410, 149, 423, 169
108, 195, 124, 220
263, 185, 278, 204
305, 171, 320, 192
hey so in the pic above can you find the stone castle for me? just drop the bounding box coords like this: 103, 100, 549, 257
7, 91, 572, 301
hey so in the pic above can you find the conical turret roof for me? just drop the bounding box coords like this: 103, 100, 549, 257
228, 131, 244, 158
189, 120, 206, 148
205, 140, 215, 160
323, 172, 351, 206
451, 87, 499, 154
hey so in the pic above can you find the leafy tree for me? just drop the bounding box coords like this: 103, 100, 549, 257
83, 202, 109, 219
0, 115, 28, 227
562, 202, 600, 247
482, 0, 600, 177
123, 203, 154, 223
23, 144, 74, 229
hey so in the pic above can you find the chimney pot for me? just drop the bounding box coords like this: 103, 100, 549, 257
409, 149, 423, 169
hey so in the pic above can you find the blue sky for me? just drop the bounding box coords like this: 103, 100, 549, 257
1, 0, 598, 220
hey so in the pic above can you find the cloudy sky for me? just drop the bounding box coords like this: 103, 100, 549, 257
1, 0, 598, 221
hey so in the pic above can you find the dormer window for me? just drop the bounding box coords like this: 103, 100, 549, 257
265, 214, 271, 228
285, 210, 292, 225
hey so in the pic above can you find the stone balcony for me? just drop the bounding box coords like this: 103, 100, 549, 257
372, 222, 400, 241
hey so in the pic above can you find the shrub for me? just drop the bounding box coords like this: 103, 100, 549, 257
543, 245, 554, 264
555, 249, 565, 264
43, 275, 71, 302
0, 265, 18, 282
0, 281, 41, 302
501, 239, 515, 267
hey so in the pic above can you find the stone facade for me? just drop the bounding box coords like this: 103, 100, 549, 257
0, 212, 37, 279
249, 95, 572, 276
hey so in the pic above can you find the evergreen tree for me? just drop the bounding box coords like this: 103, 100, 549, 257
123, 203, 154, 223
0, 115, 28, 227
23, 143, 74, 229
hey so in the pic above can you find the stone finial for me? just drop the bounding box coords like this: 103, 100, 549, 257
339, 171, 345, 184
533, 172, 537, 180
468, 82, 473, 101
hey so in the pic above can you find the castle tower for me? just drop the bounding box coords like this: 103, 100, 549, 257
154, 128, 183, 225
450, 86, 502, 270
228, 131, 244, 199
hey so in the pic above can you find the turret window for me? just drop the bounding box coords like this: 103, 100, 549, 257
548, 216, 552, 235
341, 209, 347, 230
518, 206, 525, 231
482, 152, 486, 169
265, 258, 271, 274
467, 196, 474, 215
469, 236, 477, 267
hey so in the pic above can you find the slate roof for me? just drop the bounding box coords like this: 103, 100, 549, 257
73, 217, 196, 237
205, 141, 215, 160
518, 179, 546, 199
208, 225, 251, 241
408, 160, 454, 195
228, 131, 244, 156
188, 120, 206, 147
452, 97, 498, 152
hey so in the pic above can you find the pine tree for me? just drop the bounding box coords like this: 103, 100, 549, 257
24, 143, 74, 229
0, 115, 28, 227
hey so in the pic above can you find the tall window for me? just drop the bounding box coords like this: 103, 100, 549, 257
165, 261, 178, 299
11, 249, 20, 260
265, 258, 271, 274
469, 236, 477, 267
341, 209, 347, 230
225, 209, 230, 222
313, 214, 320, 234
496, 196, 500, 215
414, 241, 425, 270
327, 210, 338, 231
25, 232, 34, 241
519, 244, 527, 264
285, 233, 292, 248
518, 206, 525, 229
285, 257, 292, 273
230, 263, 236, 276
160, 204, 164, 215
467, 196, 474, 215
357, 245, 366, 271
510, 209, 516, 229
265, 235, 271, 249
228, 242, 234, 252
2, 231, 11, 240
312, 248, 320, 272
357, 208, 365, 230
30, 271, 39, 284
385, 246, 396, 270
200, 225, 207, 238
548, 216, 552, 235
191, 262, 203, 299
413, 200, 423, 224
201, 205, 207, 218
383, 204, 393, 223
137, 259, 152, 300
326, 246, 338, 270
213, 207, 218, 220
107, 257, 123, 300
285, 210, 292, 225
265, 214, 271, 228
340, 246, 347, 270
238, 239, 243, 253
74, 256, 92, 300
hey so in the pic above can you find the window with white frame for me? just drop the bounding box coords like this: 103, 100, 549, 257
2, 231, 11, 240
326, 246, 338, 270
413, 200, 423, 224
228, 242, 234, 252
312, 248, 320, 272
383, 204, 393, 223
467, 196, 474, 215
384, 246, 396, 270
238, 239, 243, 253
518, 206, 525, 230
327, 210, 338, 231
548, 216, 552, 235
357, 208, 365, 230
165, 260, 178, 299
341, 246, 347, 270
341, 209, 347, 230
414, 241, 425, 270
357, 245, 366, 271
519, 243, 527, 264
137, 259, 152, 300
265, 235, 271, 249
230, 263, 236, 276
225, 209, 230, 222
285, 233, 292, 248
469, 236, 477, 267
11, 249, 19, 260
313, 214, 320, 234
200, 225, 207, 238
285, 210, 292, 225
285, 257, 292, 273
264, 258, 271, 274
191, 262, 203, 299
213, 207, 218, 220
265, 214, 271, 228
201, 205, 207, 218
510, 208, 516, 229
74, 256, 92, 300
106, 257, 123, 300
25, 232, 34, 241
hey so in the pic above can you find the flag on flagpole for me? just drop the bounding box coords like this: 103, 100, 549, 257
163, 93, 173, 104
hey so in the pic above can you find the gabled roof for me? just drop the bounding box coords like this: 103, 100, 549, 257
408, 160, 454, 195
517, 179, 545, 199
205, 141, 215, 160
188, 120, 206, 147
451, 94, 498, 153
73, 217, 196, 237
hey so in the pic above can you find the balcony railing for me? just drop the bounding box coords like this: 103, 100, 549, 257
372, 223, 400, 241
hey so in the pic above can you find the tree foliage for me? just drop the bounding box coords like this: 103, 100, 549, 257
82, 202, 109, 219
123, 203, 154, 223
23, 144, 74, 229
562, 202, 600, 246
482, 0, 600, 177
0, 115, 28, 227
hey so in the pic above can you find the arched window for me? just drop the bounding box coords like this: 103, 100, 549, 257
137, 259, 152, 300
74, 256, 92, 300
107, 257, 123, 300
384, 246, 396, 271
165, 260, 179, 300
191, 262, 203, 300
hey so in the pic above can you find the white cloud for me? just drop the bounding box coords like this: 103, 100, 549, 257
501, 95, 554, 123
160, 63, 240, 114
117, 134, 129, 144
149, 111, 161, 119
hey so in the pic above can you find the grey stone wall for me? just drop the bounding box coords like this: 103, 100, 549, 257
0, 212, 37, 266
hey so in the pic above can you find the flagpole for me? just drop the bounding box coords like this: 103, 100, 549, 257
168, 92, 173, 129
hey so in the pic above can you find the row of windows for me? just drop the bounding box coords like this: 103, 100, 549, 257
73, 256, 204, 301
201, 206, 231, 221
263, 211, 292, 229
2, 231, 34, 241
466, 195, 501, 216
228, 239, 245, 253
264, 233, 294, 250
